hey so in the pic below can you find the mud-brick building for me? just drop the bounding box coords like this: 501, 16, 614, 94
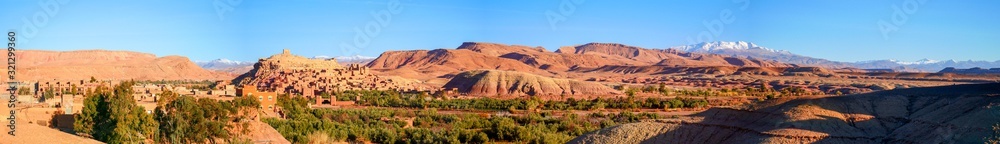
236, 85, 278, 112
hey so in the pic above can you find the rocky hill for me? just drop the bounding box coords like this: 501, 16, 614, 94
8, 50, 233, 82
570, 83, 1000, 143
234, 49, 345, 85
443, 70, 621, 96
366, 48, 548, 84
234, 49, 428, 94
456, 42, 549, 57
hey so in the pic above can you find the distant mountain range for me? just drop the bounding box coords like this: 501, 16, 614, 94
852, 59, 1000, 72
668, 41, 1000, 72
196, 59, 251, 70
194, 41, 997, 73
328, 55, 378, 64
196, 59, 255, 75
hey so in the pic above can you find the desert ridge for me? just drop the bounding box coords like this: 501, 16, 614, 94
367, 42, 797, 87
3, 49, 234, 82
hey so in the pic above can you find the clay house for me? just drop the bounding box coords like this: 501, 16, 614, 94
237, 85, 278, 113
211, 80, 237, 96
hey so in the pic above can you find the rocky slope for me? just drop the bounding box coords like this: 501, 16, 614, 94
367, 42, 795, 85
443, 70, 621, 96
570, 83, 1000, 143
456, 42, 549, 57
9, 50, 233, 81
366, 47, 549, 84
564, 43, 792, 67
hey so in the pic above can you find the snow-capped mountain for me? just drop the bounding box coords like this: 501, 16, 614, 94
668, 41, 855, 68
332, 55, 377, 64
856, 59, 943, 65
669, 41, 1000, 72
333, 55, 376, 61
194, 58, 254, 74
669, 41, 790, 54
312, 55, 375, 61
196, 59, 255, 74
196, 58, 251, 68
312, 55, 333, 59
894, 58, 941, 65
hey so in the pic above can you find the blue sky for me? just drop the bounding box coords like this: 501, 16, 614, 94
1, 0, 997, 62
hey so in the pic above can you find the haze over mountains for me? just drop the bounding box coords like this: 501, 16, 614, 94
667, 41, 1000, 72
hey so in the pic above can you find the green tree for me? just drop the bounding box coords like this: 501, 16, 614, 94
74, 81, 159, 143
70, 84, 79, 95
525, 99, 540, 112
591, 100, 607, 111
320, 92, 332, 99
16, 87, 30, 95
156, 93, 258, 143
625, 88, 637, 98
157, 90, 179, 107
658, 83, 671, 96
43, 85, 55, 100
489, 117, 520, 141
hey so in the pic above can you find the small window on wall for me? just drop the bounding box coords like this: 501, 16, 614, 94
268, 105, 273, 109
258, 96, 263, 101
269, 96, 273, 101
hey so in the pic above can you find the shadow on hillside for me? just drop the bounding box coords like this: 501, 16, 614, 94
637, 83, 1000, 143
50, 113, 76, 134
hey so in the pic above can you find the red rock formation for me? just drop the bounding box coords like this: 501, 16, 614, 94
567, 42, 793, 67
455, 42, 548, 57
367, 42, 797, 86
443, 70, 621, 96
366, 48, 550, 84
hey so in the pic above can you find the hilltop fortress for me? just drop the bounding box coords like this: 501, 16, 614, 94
234, 49, 425, 108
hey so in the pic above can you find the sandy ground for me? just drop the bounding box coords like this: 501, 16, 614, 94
0, 94, 103, 144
